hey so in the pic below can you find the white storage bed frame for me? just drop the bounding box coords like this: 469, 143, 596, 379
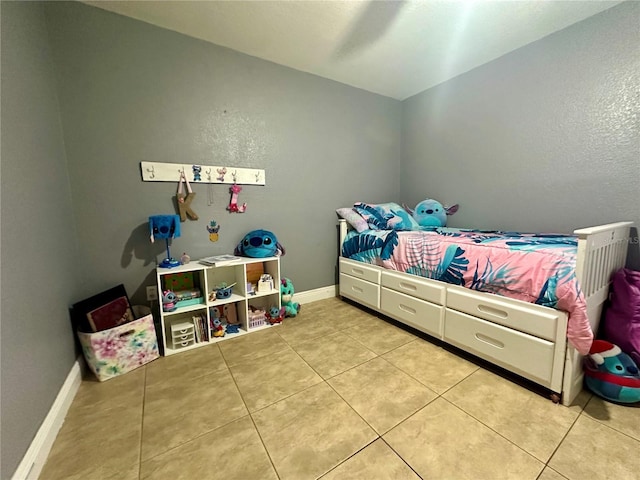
338, 219, 633, 406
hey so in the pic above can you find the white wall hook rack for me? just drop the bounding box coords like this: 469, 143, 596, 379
140, 161, 266, 185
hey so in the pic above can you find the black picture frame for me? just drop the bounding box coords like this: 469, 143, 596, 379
71, 284, 134, 333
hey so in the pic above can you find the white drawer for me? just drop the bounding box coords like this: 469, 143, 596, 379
339, 258, 380, 284
171, 322, 195, 335
172, 332, 194, 342
340, 273, 380, 310
381, 287, 443, 338
381, 271, 445, 305
444, 308, 555, 386
172, 338, 195, 349
446, 287, 561, 341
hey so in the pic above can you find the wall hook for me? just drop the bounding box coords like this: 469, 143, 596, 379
232, 170, 237, 183
205, 168, 212, 181
147, 166, 155, 179
255, 172, 260, 182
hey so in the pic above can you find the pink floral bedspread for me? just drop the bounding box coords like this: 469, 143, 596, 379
342, 228, 592, 354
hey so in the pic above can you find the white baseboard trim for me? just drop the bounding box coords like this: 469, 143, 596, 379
295, 284, 337, 305
12, 358, 82, 480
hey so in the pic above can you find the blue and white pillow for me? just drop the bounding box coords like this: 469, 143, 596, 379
353, 202, 420, 231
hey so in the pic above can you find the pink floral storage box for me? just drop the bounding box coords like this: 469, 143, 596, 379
77, 314, 159, 381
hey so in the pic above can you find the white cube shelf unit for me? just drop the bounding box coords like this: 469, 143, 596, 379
156, 256, 281, 356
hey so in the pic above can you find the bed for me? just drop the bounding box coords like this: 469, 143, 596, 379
337, 204, 633, 406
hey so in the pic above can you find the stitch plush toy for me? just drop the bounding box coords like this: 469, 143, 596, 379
403, 199, 459, 228
280, 278, 300, 317
235, 230, 286, 258
266, 306, 286, 324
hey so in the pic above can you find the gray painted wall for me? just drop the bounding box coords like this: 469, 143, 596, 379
2, 1, 638, 477
43, 1, 402, 306
402, 1, 639, 268
1, 2, 80, 477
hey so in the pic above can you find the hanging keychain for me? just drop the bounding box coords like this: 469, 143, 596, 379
206, 169, 214, 206
177, 171, 198, 221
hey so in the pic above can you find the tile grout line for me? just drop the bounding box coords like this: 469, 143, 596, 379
137, 365, 148, 480
379, 436, 426, 480
441, 397, 548, 466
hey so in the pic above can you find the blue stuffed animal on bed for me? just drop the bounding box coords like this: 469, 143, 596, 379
403, 199, 459, 228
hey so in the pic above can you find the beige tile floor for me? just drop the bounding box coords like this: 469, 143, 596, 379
40, 297, 640, 480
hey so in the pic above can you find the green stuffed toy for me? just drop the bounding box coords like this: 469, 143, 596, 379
280, 278, 301, 317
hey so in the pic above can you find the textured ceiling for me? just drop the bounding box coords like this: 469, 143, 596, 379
83, 0, 622, 100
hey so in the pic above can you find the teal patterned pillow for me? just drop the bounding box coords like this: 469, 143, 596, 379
353, 202, 420, 231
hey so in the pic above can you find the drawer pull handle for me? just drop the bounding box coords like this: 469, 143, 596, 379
351, 286, 364, 293
398, 304, 416, 315
352, 268, 364, 275
399, 282, 417, 291
475, 333, 504, 349
477, 305, 508, 319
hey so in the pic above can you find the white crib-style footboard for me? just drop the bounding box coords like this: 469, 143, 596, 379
562, 222, 633, 406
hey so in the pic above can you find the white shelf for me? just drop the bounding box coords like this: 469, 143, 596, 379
162, 302, 207, 316
156, 256, 281, 356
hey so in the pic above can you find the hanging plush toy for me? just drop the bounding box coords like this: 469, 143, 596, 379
281, 278, 301, 317
403, 199, 459, 228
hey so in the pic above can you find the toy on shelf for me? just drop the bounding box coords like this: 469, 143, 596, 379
210, 282, 237, 301
266, 306, 286, 325
211, 317, 225, 337
162, 290, 178, 312
281, 278, 301, 317
225, 324, 240, 334
149, 214, 182, 268
180, 252, 191, 265
583, 340, 640, 404
258, 274, 274, 292
234, 230, 285, 258
248, 305, 267, 328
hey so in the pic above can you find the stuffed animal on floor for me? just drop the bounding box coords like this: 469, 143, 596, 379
403, 199, 459, 228
280, 278, 301, 317
583, 340, 640, 403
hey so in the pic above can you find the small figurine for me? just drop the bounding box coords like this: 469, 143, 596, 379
162, 290, 177, 312
214, 282, 236, 300
212, 317, 225, 337
180, 252, 191, 265
225, 324, 240, 334
192, 165, 202, 181
265, 306, 286, 325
